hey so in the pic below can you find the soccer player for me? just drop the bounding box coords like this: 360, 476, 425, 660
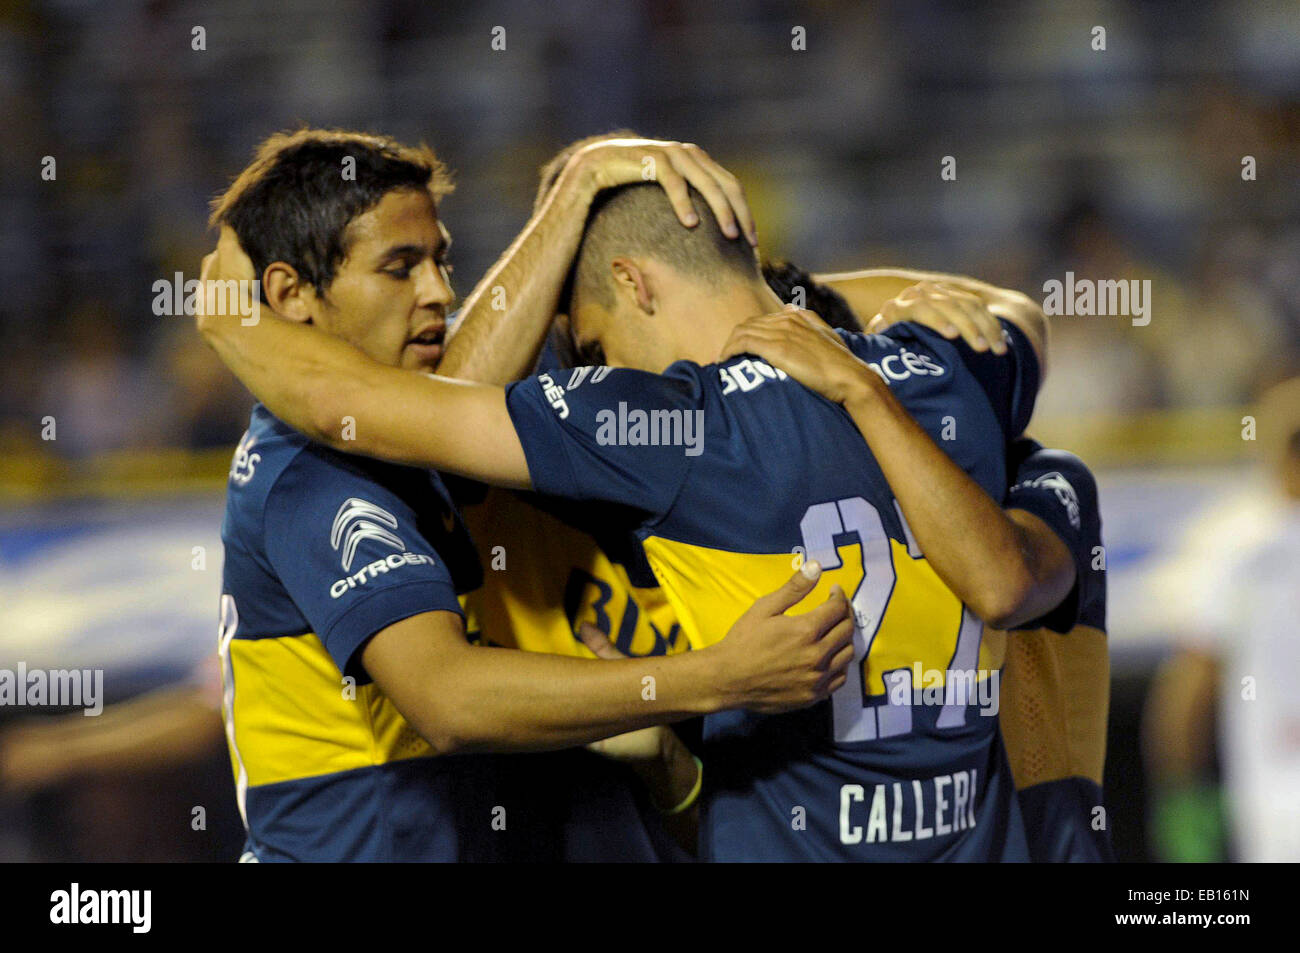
206, 129, 855, 861
439, 151, 864, 861
196, 139, 1049, 860
722, 292, 1112, 862
411, 132, 761, 860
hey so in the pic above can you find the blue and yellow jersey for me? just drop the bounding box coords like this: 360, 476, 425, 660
505, 320, 1039, 861
997, 439, 1112, 862
458, 485, 684, 659
455, 483, 691, 862
218, 404, 494, 862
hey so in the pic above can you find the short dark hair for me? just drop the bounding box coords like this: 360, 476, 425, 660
210, 127, 452, 296
572, 182, 759, 311
761, 259, 861, 332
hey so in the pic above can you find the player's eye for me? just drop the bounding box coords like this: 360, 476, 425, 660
436, 258, 453, 276
383, 263, 413, 280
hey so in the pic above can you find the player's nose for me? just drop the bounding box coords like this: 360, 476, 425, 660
413, 259, 454, 309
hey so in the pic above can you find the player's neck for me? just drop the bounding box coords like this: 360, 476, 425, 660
676, 279, 784, 366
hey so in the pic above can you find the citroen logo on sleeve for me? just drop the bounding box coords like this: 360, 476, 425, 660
330, 498, 405, 571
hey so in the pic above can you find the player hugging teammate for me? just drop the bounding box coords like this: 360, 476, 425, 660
198, 127, 1110, 862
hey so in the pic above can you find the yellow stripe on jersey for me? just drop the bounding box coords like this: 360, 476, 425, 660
998, 624, 1109, 788
642, 535, 1004, 695
461, 488, 684, 658
224, 630, 435, 788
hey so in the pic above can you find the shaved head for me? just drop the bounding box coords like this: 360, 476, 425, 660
571, 182, 758, 312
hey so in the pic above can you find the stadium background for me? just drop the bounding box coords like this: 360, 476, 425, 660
1, 0, 1297, 861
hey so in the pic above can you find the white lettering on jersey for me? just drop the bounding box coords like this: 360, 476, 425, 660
866, 347, 946, 385
538, 372, 570, 419
839, 770, 978, 844
229, 432, 260, 486
328, 552, 436, 598
718, 358, 787, 395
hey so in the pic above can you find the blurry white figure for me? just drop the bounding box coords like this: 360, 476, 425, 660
1145, 377, 1300, 861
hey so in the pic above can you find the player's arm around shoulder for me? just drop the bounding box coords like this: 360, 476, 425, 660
719, 307, 1070, 631
814, 268, 1049, 379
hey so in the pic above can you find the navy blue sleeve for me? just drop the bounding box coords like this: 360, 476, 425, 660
262, 447, 465, 681
1004, 446, 1105, 633
503, 364, 701, 520
874, 319, 1041, 441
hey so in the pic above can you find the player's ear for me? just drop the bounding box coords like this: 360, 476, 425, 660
262, 262, 314, 323
610, 256, 654, 316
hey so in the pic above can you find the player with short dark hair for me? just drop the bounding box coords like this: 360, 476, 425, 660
451, 144, 861, 860
212, 128, 453, 308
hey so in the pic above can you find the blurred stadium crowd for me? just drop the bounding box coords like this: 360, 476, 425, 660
1, 0, 1298, 461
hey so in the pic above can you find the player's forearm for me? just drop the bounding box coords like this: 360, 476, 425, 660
840, 368, 1054, 629
814, 269, 929, 320
423, 647, 725, 755
200, 313, 530, 485
817, 268, 1049, 376
817, 268, 1020, 319
439, 162, 598, 384
298, 366, 531, 487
